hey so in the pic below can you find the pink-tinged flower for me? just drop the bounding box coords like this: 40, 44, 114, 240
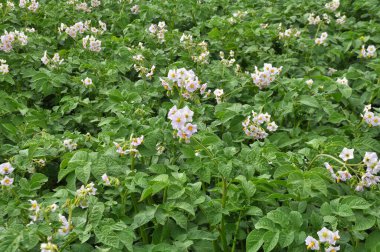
102, 173, 110, 185
131, 135, 144, 147
184, 123, 198, 135
181, 106, 194, 122
337, 170, 352, 182
326, 246, 340, 252
317, 227, 333, 243
329, 230, 340, 245
171, 112, 186, 130
0, 162, 14, 175
1, 176, 13, 186
305, 236, 319, 250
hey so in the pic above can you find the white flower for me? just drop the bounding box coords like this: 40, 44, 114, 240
49, 204, 58, 212
29, 200, 40, 212
40, 241, 58, 252
306, 79, 313, 87
131, 5, 139, 14
0, 162, 14, 175
81, 77, 93, 86
267, 122, 278, 132
317, 227, 333, 243
158, 21, 166, 29
363, 152, 378, 166
148, 24, 157, 34
213, 89, 224, 97
329, 230, 340, 245
326, 246, 340, 252
336, 77, 348, 86
41, 51, 49, 65
339, 147, 354, 161
0, 60, 9, 74
305, 236, 319, 250
1, 176, 13, 186
325, 0, 340, 11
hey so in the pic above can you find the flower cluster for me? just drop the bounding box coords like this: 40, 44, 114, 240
113, 135, 144, 157
335, 12, 346, 24
324, 147, 380, 191
180, 33, 193, 49
191, 41, 210, 64
0, 59, 9, 74
220, 50, 236, 67
250, 63, 282, 89
0, 162, 14, 186
324, 162, 352, 182
19, 0, 39, 12
130, 4, 139, 14
242, 111, 278, 140
162, 68, 210, 99
76, 182, 97, 208
279, 28, 301, 39
307, 13, 321, 25
41, 51, 64, 68
336, 77, 348, 86
58, 214, 70, 236
325, 0, 340, 12
29, 200, 41, 222
305, 227, 340, 251
67, 0, 100, 12
227, 10, 248, 24
101, 173, 119, 186
315, 32, 328, 45
359, 45, 376, 58
40, 239, 58, 252
0, 30, 28, 52
361, 105, 380, 127
82, 35, 102, 52
168, 106, 197, 143
132, 54, 155, 79
59, 21, 90, 38
63, 139, 77, 151
148, 22, 167, 43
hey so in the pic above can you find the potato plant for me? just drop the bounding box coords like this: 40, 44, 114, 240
1, 0, 380, 251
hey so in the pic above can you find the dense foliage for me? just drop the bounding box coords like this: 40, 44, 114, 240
1, 0, 380, 251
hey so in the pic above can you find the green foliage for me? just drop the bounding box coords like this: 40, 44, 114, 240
0, 0, 380, 251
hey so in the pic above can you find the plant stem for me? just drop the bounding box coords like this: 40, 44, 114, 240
231, 210, 242, 252
220, 177, 228, 251
308, 153, 362, 169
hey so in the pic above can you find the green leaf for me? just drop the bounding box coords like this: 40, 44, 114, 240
29, 173, 48, 190
353, 215, 376, 231
0, 229, 23, 252
76, 161, 92, 184
365, 231, 380, 251
341, 196, 371, 209
299, 96, 319, 108
263, 231, 280, 252
335, 204, 354, 217
131, 206, 157, 229
246, 229, 266, 252
175, 202, 195, 216
267, 209, 288, 228
279, 231, 294, 248
89, 202, 105, 226
255, 217, 276, 231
